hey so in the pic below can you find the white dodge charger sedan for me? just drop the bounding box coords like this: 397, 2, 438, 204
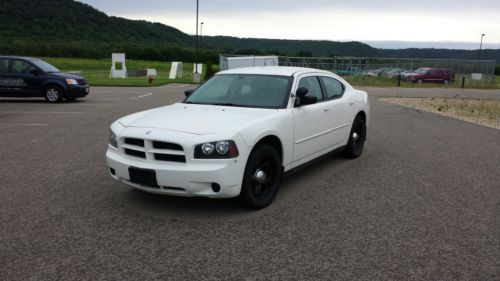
106, 67, 369, 209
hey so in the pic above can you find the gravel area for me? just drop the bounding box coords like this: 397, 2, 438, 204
381, 98, 500, 129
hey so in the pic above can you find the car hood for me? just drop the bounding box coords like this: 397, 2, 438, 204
119, 103, 278, 135
49, 72, 85, 80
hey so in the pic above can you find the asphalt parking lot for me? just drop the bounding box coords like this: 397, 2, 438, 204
1, 85, 499, 280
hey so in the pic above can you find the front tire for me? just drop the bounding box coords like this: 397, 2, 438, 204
44, 85, 63, 103
239, 145, 282, 209
343, 115, 366, 159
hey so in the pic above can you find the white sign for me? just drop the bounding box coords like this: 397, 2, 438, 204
471, 73, 482, 80
193, 64, 203, 74
146, 69, 157, 78
110, 53, 128, 78
169, 62, 184, 79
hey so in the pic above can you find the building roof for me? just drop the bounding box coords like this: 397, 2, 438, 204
219, 66, 333, 77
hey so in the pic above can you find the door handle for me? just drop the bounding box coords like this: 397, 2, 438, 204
324, 109, 329, 112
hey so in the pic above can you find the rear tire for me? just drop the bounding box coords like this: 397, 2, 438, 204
239, 145, 282, 209
343, 115, 366, 159
44, 85, 63, 103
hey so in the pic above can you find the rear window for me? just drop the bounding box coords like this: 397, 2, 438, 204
0, 59, 8, 73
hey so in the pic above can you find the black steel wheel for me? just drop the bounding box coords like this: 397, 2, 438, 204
343, 115, 366, 159
239, 145, 282, 209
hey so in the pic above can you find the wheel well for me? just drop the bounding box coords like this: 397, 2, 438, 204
254, 135, 283, 163
357, 111, 366, 124
43, 83, 64, 95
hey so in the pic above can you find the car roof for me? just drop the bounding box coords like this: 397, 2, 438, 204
0, 56, 39, 61
218, 66, 334, 77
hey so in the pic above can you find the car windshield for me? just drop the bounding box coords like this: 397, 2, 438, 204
29, 59, 60, 73
185, 74, 292, 109
415, 68, 428, 74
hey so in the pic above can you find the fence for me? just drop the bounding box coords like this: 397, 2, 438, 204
278, 56, 497, 86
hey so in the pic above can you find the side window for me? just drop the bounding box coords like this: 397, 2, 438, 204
0, 59, 9, 73
320, 76, 344, 99
11, 60, 37, 74
428, 70, 436, 75
298, 76, 323, 102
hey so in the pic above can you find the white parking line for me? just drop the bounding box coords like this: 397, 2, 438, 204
2, 111, 84, 114
130, 93, 153, 100
168, 84, 190, 88
0, 123, 48, 126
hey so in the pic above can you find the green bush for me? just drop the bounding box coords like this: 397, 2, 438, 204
204, 60, 216, 80
495, 65, 500, 75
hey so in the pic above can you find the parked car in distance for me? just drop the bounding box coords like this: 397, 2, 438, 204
336, 66, 364, 76
400, 70, 415, 79
366, 68, 385, 77
106, 67, 370, 209
384, 68, 406, 78
0, 56, 89, 102
405, 67, 454, 84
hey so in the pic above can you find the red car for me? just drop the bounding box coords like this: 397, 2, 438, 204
406, 68, 454, 84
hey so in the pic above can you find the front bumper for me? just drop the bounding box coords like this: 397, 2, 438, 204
105, 128, 248, 198
66, 84, 89, 98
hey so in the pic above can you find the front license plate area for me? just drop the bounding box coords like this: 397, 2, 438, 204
129, 167, 159, 188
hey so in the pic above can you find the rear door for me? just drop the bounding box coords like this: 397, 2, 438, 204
319, 76, 351, 146
0, 58, 20, 97
427, 69, 442, 82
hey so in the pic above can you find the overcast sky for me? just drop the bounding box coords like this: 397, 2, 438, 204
79, 0, 500, 49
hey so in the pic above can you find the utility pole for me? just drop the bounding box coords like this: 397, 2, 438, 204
479, 34, 485, 60
193, 0, 200, 82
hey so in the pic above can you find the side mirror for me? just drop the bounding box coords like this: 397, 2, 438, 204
184, 89, 195, 98
295, 87, 317, 106
30, 69, 41, 76
296, 87, 308, 98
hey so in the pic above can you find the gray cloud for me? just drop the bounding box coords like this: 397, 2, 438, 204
79, 0, 500, 15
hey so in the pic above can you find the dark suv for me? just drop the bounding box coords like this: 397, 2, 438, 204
0, 56, 89, 102
406, 67, 454, 84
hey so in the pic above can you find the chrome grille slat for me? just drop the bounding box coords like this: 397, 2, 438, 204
121, 137, 186, 163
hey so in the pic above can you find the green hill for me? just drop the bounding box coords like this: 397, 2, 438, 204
0, 0, 381, 60
0, 0, 499, 64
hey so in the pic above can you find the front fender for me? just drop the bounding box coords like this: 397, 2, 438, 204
41, 79, 67, 92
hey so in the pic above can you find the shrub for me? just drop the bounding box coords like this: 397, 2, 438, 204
204, 60, 216, 80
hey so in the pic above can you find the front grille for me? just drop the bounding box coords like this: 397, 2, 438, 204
155, 154, 186, 163
153, 141, 183, 151
121, 137, 185, 163
77, 79, 88, 85
125, 149, 146, 159
125, 138, 144, 147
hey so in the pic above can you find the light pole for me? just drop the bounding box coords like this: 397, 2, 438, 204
195, 0, 199, 75
200, 22, 204, 50
479, 34, 485, 60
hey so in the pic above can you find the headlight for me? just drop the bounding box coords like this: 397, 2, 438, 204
66, 79, 78, 85
195, 140, 239, 159
109, 129, 118, 148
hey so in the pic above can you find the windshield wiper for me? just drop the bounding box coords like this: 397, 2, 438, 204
211, 102, 236, 107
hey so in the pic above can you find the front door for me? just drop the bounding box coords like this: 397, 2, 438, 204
10, 59, 45, 97
292, 75, 332, 162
